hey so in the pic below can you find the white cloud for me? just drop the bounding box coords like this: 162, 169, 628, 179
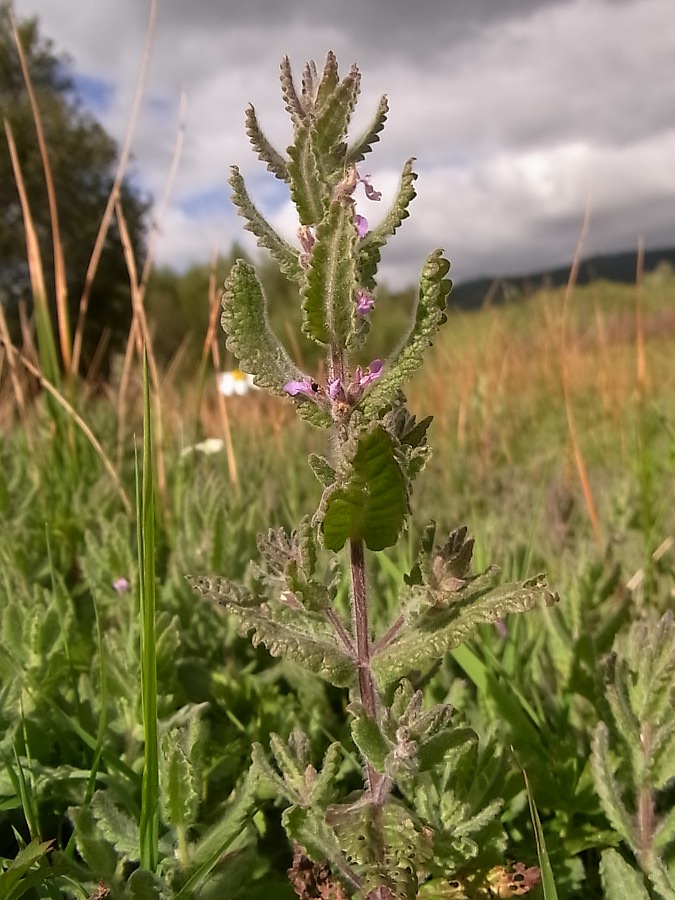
11, 0, 675, 286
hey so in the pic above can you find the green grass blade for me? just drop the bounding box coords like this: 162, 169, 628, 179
522, 765, 558, 900
137, 350, 159, 872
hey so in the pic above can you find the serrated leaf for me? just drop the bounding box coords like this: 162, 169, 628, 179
308, 454, 336, 488
351, 714, 390, 773
68, 806, 117, 881
287, 123, 327, 225
308, 743, 342, 806
190, 575, 355, 686
282, 806, 358, 890
372, 575, 555, 684
160, 730, 198, 829
347, 94, 388, 164
229, 168, 300, 280
221, 260, 305, 395
302, 200, 358, 345
128, 869, 164, 900
591, 722, 636, 846
362, 250, 451, 417
315, 51, 340, 112
418, 728, 476, 773
358, 158, 418, 290
321, 426, 408, 552
244, 105, 288, 180
279, 56, 304, 127
178, 769, 258, 900
90, 791, 140, 860
600, 849, 650, 900
314, 65, 361, 163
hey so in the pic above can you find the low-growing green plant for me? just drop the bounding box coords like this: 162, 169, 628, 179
191, 53, 559, 899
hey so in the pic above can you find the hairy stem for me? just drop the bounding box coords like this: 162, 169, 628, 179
637, 724, 655, 863
350, 537, 386, 801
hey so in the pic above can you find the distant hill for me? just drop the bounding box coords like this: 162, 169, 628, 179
448, 246, 675, 311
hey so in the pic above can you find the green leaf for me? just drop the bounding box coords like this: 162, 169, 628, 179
418, 728, 476, 773
314, 65, 361, 163
315, 51, 340, 112
160, 729, 198, 829
68, 806, 117, 881
372, 574, 555, 685
308, 743, 342, 806
287, 123, 327, 225
244, 105, 288, 180
0, 839, 55, 900
362, 250, 451, 417
177, 770, 258, 900
347, 94, 388, 165
282, 806, 359, 891
351, 713, 390, 773
229, 168, 301, 280
599, 849, 650, 900
523, 766, 559, 900
321, 425, 408, 552
591, 722, 636, 847
220, 261, 305, 397
302, 199, 358, 346
90, 791, 141, 860
127, 868, 164, 900
189, 576, 355, 687
308, 454, 336, 488
358, 158, 418, 290
279, 56, 304, 127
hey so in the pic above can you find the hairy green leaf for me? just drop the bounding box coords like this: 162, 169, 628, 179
372, 574, 556, 685
351, 712, 390, 773
221, 260, 305, 396
160, 730, 197, 829
600, 849, 650, 900
287, 123, 327, 225
189, 576, 355, 687
362, 250, 451, 417
314, 65, 361, 164
279, 55, 304, 127
302, 199, 358, 345
358, 158, 418, 290
320, 425, 408, 552
244, 105, 288, 180
308, 454, 336, 488
347, 94, 388, 165
90, 791, 140, 860
591, 722, 636, 846
229, 168, 301, 280
315, 52, 340, 110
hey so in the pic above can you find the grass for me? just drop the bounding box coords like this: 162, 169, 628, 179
1, 17, 674, 896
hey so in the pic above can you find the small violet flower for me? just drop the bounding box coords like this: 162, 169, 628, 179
355, 359, 383, 389
358, 172, 382, 201
356, 290, 375, 316
284, 378, 320, 399
113, 577, 130, 595
355, 214, 368, 239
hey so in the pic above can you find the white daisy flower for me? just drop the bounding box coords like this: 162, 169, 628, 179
217, 369, 257, 396
181, 438, 225, 458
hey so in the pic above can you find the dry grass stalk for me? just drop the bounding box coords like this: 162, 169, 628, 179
0, 303, 33, 448
4, 120, 49, 327
116, 200, 167, 505
0, 335, 131, 513
635, 237, 647, 395
559, 198, 602, 548
71, 0, 159, 375
10, 11, 71, 373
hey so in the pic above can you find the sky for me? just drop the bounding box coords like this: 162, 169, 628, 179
11, 0, 675, 287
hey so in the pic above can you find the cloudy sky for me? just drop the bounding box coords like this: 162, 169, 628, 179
12, 0, 675, 287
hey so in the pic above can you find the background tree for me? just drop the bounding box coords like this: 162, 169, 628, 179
0, 2, 148, 375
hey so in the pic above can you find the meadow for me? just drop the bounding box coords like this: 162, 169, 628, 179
1, 261, 674, 900
1, 25, 674, 900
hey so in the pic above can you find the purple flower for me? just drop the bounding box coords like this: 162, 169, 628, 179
328, 379, 343, 401
355, 214, 368, 239
356, 290, 375, 316
355, 359, 383, 389
284, 378, 320, 398
113, 577, 130, 594
358, 173, 382, 201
